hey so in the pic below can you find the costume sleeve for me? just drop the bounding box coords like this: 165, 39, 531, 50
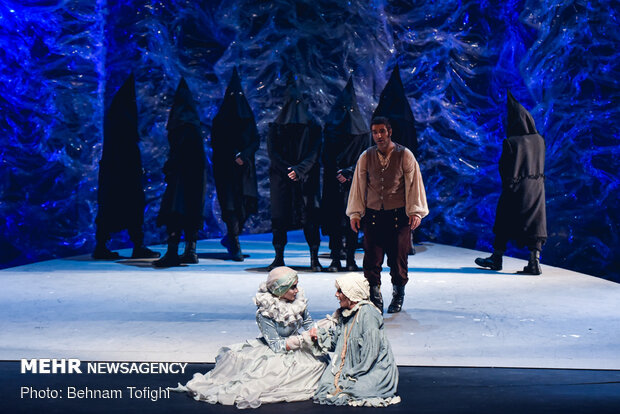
301, 308, 314, 331
267, 125, 291, 176
256, 313, 287, 353
237, 124, 260, 162
291, 124, 321, 182
346, 151, 368, 220
316, 312, 343, 353
342, 307, 383, 380
403, 149, 429, 219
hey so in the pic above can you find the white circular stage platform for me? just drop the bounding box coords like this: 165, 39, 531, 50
1, 231, 618, 370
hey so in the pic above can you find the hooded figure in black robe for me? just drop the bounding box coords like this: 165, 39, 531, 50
373, 63, 419, 254
154, 78, 207, 268
211, 68, 259, 261
267, 78, 322, 271
321, 77, 371, 272
476, 91, 547, 275
93, 73, 160, 260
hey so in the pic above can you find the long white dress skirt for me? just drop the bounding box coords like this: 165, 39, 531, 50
175, 339, 326, 409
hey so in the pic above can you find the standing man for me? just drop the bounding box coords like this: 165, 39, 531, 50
212, 68, 259, 261
321, 77, 371, 272
154, 78, 207, 268
267, 79, 323, 272
475, 91, 546, 275
347, 117, 429, 314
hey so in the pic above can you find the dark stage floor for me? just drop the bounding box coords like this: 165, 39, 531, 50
3, 362, 619, 413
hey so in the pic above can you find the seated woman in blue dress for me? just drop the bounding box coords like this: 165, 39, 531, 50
174, 266, 326, 409
311, 272, 401, 407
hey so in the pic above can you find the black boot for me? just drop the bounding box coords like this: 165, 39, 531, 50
310, 247, 323, 272
326, 250, 342, 272
345, 249, 359, 271
92, 244, 120, 260
370, 285, 383, 314
518, 250, 542, 275
387, 285, 405, 313
131, 245, 160, 259
228, 235, 244, 262
475, 251, 503, 270
267, 245, 285, 270
153, 235, 180, 268
179, 240, 198, 264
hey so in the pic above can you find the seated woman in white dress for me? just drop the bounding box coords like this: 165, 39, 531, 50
173, 266, 326, 409
311, 273, 401, 407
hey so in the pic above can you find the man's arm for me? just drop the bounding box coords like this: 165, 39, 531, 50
403, 149, 429, 228
346, 151, 368, 232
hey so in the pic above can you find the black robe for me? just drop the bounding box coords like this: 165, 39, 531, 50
211, 68, 259, 225
321, 77, 371, 235
267, 82, 321, 230
156, 78, 207, 234
493, 91, 547, 247
372, 63, 418, 156
95, 73, 145, 234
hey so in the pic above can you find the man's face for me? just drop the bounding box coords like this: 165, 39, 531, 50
371, 123, 392, 152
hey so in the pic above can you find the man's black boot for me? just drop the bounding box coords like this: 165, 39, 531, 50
229, 236, 244, 262
179, 240, 198, 264
518, 250, 542, 275
345, 249, 359, 271
475, 251, 503, 270
370, 285, 383, 314
310, 247, 323, 272
153, 235, 180, 268
131, 245, 160, 259
92, 244, 120, 260
267, 245, 285, 270
326, 250, 342, 272
387, 285, 405, 313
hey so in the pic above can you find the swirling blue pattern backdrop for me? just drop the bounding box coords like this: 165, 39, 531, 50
1, 0, 618, 281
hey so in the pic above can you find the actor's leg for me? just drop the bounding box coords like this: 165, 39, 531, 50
129, 227, 160, 259
303, 222, 323, 272
223, 218, 243, 262
92, 227, 120, 260
179, 229, 199, 264
518, 238, 543, 275
344, 227, 360, 271
386, 225, 410, 313
153, 230, 181, 268
267, 227, 287, 270
363, 222, 384, 313
326, 230, 344, 272
475, 235, 507, 270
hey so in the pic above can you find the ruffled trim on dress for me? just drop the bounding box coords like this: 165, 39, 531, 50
253, 283, 308, 327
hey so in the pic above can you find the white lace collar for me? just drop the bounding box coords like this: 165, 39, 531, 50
253, 282, 308, 327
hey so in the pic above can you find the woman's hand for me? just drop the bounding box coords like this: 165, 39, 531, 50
309, 327, 318, 342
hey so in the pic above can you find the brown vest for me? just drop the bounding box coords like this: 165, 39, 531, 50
365, 144, 407, 211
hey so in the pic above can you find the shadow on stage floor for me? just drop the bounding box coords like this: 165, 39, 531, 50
3, 362, 619, 414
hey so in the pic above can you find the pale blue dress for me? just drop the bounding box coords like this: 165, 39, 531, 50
175, 288, 326, 409
313, 301, 401, 407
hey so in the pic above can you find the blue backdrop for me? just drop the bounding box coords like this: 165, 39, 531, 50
1, 0, 618, 281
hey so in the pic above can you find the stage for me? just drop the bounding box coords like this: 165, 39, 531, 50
1, 231, 618, 370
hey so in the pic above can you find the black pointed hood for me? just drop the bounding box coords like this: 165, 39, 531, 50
103, 73, 139, 155
274, 76, 314, 125
324, 76, 368, 136
506, 90, 538, 137
214, 67, 255, 123
167, 77, 201, 131
372, 63, 418, 154
96, 72, 145, 233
